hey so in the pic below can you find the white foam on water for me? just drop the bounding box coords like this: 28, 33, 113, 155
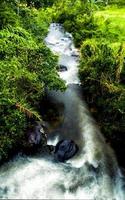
45, 23, 80, 85
47, 136, 59, 146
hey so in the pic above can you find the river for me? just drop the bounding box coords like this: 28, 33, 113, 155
0, 23, 124, 199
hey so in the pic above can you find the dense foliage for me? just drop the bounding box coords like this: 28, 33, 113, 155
79, 40, 125, 134
0, 1, 65, 162
52, 0, 98, 47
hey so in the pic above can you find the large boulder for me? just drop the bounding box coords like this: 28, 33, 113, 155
54, 139, 79, 162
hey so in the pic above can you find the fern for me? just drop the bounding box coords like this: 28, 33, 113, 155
16, 102, 42, 121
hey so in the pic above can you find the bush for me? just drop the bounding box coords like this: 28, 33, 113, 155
0, 1, 66, 162
52, 0, 97, 46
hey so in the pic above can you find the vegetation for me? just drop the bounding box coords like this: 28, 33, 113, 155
0, 0, 65, 162
95, 7, 125, 43
79, 40, 125, 135
52, 0, 98, 47
51, 0, 125, 166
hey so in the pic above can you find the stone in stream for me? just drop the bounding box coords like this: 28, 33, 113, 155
71, 49, 79, 57
54, 139, 79, 162
27, 121, 47, 146
58, 65, 68, 72
24, 121, 50, 155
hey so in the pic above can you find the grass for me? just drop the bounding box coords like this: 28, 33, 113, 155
94, 6, 125, 43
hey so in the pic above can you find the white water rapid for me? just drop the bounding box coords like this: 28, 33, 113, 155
0, 23, 124, 199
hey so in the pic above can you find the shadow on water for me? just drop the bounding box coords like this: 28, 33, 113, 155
40, 84, 85, 151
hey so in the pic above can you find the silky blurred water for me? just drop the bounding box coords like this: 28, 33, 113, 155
0, 23, 124, 199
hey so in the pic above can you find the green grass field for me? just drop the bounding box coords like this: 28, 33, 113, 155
95, 6, 125, 44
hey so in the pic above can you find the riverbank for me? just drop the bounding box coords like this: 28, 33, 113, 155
51, 1, 125, 169
0, 1, 66, 164
79, 5, 125, 169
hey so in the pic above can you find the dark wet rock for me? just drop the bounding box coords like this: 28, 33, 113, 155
71, 50, 79, 57
58, 65, 68, 72
41, 144, 55, 154
42, 145, 55, 155
65, 33, 72, 39
23, 121, 57, 157
22, 121, 49, 156
69, 176, 95, 193
28, 128, 41, 145
87, 163, 101, 175
27, 121, 47, 146
54, 139, 79, 162
61, 38, 69, 42
48, 145, 55, 153
0, 186, 8, 198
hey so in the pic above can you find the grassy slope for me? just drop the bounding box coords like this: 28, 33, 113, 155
94, 6, 125, 94
92, 6, 125, 167
95, 6, 125, 43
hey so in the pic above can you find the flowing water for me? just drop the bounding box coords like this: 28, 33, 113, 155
0, 23, 125, 199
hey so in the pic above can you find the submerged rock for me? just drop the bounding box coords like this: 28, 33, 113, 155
54, 139, 79, 162
71, 50, 79, 57
58, 65, 68, 72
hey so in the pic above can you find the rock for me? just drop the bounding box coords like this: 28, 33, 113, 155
65, 32, 72, 39
24, 121, 48, 155
43, 145, 55, 154
54, 139, 79, 162
71, 50, 79, 57
58, 65, 68, 72
27, 121, 47, 146
86, 162, 100, 175
61, 38, 69, 42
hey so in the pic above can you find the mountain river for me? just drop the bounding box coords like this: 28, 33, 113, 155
0, 23, 124, 199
